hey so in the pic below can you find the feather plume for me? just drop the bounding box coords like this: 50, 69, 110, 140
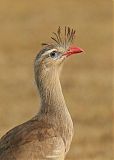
42, 27, 76, 49
51, 27, 76, 49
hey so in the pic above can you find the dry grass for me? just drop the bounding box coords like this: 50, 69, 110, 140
0, 0, 113, 159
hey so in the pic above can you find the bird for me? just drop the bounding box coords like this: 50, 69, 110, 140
0, 27, 83, 160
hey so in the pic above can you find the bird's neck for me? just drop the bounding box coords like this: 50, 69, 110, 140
35, 67, 67, 114
35, 67, 73, 153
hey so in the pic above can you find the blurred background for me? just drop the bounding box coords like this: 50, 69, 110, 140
0, 0, 113, 160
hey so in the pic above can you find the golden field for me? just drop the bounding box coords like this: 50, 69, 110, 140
0, 0, 113, 159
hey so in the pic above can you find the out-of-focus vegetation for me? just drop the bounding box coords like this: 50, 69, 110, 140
0, 0, 113, 159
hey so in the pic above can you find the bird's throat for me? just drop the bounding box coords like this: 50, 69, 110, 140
35, 67, 66, 114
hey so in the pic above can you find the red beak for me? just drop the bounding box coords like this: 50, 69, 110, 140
64, 46, 84, 57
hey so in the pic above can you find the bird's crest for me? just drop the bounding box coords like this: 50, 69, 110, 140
42, 27, 76, 50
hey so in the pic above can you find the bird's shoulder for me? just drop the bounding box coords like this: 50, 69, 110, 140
0, 116, 65, 159
0, 115, 56, 145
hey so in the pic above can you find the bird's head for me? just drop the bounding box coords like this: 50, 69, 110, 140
34, 27, 84, 76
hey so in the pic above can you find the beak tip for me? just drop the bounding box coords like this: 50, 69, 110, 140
80, 49, 84, 53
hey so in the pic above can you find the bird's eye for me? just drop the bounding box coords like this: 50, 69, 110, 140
50, 51, 59, 59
